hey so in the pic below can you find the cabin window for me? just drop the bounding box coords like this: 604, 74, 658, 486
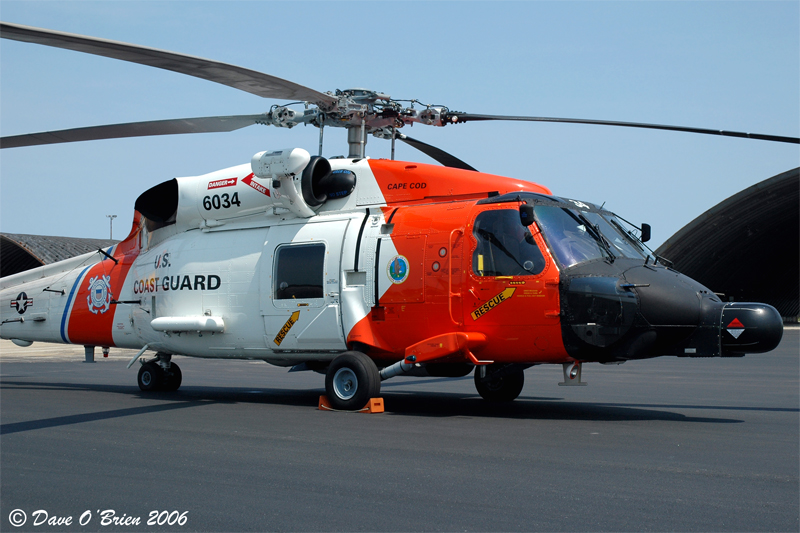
274, 243, 325, 300
472, 209, 545, 277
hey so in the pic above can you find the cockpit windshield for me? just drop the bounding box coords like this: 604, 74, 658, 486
534, 204, 647, 268
582, 212, 647, 260
534, 206, 607, 267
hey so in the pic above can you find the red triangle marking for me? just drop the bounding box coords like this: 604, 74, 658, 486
728, 318, 744, 329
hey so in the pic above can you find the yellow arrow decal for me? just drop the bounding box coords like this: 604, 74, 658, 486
471, 288, 516, 320
274, 310, 301, 346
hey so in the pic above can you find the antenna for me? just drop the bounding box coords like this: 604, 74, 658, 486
106, 214, 117, 239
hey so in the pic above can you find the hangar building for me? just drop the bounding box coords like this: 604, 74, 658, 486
1, 233, 118, 278
656, 167, 799, 321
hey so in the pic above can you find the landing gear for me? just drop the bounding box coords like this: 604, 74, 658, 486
163, 362, 182, 391
137, 353, 181, 392
324, 351, 380, 410
474, 364, 525, 402
137, 362, 163, 391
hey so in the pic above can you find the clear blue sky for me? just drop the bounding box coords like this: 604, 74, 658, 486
1, 1, 798, 248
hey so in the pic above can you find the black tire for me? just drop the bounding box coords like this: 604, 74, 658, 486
325, 351, 381, 410
474, 365, 524, 402
163, 362, 182, 391
138, 362, 163, 391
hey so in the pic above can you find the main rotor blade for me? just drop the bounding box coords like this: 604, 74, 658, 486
0, 115, 268, 149
449, 113, 800, 144
397, 134, 478, 172
0, 22, 337, 108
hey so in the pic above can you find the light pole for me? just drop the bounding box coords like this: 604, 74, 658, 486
106, 214, 117, 239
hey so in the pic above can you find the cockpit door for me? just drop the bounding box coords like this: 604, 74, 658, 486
464, 206, 562, 355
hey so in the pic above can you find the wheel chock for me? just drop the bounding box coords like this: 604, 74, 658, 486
364, 398, 384, 413
318, 395, 384, 413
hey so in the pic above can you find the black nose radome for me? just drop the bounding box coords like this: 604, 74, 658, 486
621, 265, 707, 327
558, 261, 784, 361
720, 303, 784, 355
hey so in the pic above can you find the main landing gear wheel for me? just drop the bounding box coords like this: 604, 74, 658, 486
324, 351, 380, 410
138, 362, 163, 392
163, 362, 182, 391
474, 364, 525, 402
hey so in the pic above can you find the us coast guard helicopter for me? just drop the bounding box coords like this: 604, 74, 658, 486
0, 22, 793, 410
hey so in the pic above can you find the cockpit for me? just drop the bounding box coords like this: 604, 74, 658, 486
475, 193, 652, 271
534, 204, 649, 268
472, 209, 546, 276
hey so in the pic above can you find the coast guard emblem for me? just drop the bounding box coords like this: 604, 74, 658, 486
86, 275, 113, 314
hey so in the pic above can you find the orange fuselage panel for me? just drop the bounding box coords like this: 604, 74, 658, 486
347, 197, 569, 365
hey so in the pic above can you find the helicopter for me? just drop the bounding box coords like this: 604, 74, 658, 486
0, 22, 793, 410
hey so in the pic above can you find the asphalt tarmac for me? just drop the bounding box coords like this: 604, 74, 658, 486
1, 330, 798, 532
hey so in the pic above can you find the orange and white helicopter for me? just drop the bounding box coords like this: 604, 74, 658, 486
0, 22, 794, 410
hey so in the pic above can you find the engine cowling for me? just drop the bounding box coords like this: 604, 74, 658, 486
135, 148, 357, 234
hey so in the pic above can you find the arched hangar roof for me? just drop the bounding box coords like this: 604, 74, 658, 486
656, 167, 799, 319
1, 233, 118, 278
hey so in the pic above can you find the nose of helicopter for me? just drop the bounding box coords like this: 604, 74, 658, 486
560, 263, 784, 361
719, 302, 784, 355
621, 264, 784, 357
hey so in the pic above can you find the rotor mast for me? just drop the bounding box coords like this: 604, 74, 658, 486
346, 121, 367, 158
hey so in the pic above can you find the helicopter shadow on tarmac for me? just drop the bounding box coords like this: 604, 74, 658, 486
376, 392, 746, 423
0, 376, 746, 436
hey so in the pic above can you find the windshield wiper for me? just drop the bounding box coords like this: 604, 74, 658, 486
565, 210, 615, 263
609, 218, 645, 251
609, 215, 657, 264
587, 222, 616, 263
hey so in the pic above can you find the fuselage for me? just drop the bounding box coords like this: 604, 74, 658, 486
0, 155, 783, 369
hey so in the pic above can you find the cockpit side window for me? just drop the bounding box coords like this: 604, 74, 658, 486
472, 209, 546, 277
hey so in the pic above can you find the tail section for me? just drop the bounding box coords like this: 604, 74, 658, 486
0, 214, 142, 347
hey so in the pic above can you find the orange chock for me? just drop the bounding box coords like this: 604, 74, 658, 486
318, 395, 333, 410
318, 395, 384, 413
364, 397, 384, 414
